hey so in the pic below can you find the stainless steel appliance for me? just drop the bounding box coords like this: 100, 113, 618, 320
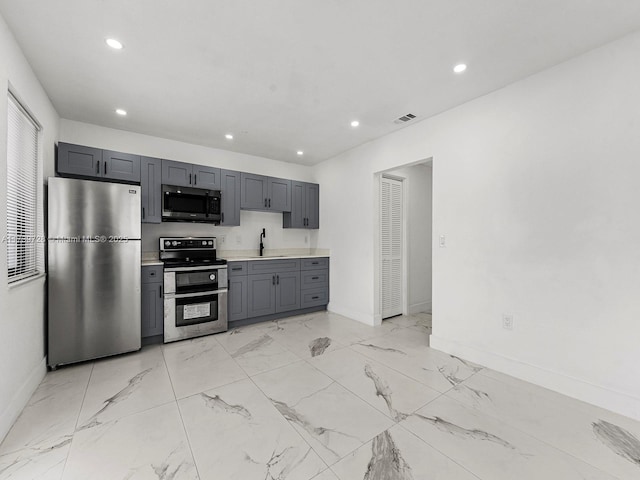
160, 237, 228, 342
47, 177, 141, 368
161, 184, 221, 223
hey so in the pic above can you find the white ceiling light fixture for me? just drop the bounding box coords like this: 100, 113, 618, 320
296, 150, 304, 156
115, 108, 127, 116
453, 63, 467, 74
225, 133, 233, 140
105, 38, 124, 50
350, 120, 360, 127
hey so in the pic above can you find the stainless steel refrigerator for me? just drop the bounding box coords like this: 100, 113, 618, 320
47, 177, 141, 368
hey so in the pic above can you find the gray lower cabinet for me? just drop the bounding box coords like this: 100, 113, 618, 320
229, 258, 328, 326
241, 173, 292, 212
284, 181, 319, 229
141, 156, 162, 223
141, 265, 163, 338
220, 169, 241, 226
57, 143, 141, 184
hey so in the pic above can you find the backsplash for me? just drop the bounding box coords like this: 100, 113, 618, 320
142, 210, 317, 255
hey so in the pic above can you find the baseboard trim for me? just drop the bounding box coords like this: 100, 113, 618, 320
327, 303, 374, 326
430, 335, 640, 421
408, 301, 431, 315
0, 356, 47, 443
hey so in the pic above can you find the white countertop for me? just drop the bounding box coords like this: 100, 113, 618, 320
223, 254, 329, 262
141, 260, 163, 266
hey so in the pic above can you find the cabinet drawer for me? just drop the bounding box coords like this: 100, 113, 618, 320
301, 269, 328, 290
247, 258, 300, 274
142, 265, 163, 283
228, 261, 248, 276
301, 257, 329, 270
301, 287, 329, 308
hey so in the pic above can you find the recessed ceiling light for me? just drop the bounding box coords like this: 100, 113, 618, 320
350, 120, 360, 127
115, 109, 127, 116
453, 63, 467, 74
296, 151, 304, 156
106, 38, 123, 50
225, 134, 233, 140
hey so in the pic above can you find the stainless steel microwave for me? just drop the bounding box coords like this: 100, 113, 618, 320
161, 184, 221, 223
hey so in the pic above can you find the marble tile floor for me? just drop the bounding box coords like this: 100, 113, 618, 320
1, 311, 639, 479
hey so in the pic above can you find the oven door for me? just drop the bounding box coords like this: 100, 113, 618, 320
164, 290, 228, 343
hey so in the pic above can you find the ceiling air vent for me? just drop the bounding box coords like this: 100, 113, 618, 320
393, 113, 417, 124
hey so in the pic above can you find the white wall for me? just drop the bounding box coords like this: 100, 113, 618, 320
384, 164, 432, 315
59, 120, 318, 255
0, 15, 59, 441
314, 31, 640, 420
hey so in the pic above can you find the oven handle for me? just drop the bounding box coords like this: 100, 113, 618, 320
168, 289, 228, 299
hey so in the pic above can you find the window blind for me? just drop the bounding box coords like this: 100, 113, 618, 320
6, 92, 42, 283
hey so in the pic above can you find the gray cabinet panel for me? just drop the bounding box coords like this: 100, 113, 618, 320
241, 173, 268, 209
275, 271, 300, 313
220, 169, 241, 226
141, 282, 163, 337
162, 159, 192, 187
141, 156, 162, 223
301, 257, 329, 270
301, 287, 329, 309
57, 142, 102, 178
306, 183, 319, 229
229, 276, 248, 321
301, 270, 328, 289
103, 150, 141, 183
228, 261, 248, 276
268, 177, 292, 212
142, 265, 163, 282
247, 258, 300, 275
247, 273, 276, 317
193, 165, 221, 190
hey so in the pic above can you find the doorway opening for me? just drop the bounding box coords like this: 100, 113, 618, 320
374, 159, 433, 326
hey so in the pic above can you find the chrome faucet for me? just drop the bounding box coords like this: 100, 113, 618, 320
259, 228, 266, 256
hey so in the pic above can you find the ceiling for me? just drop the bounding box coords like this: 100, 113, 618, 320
1, 1, 640, 166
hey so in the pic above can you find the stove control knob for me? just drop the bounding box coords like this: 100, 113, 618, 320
164, 240, 170, 247
209, 273, 216, 281
172, 241, 178, 246
208, 241, 213, 245
202, 241, 207, 245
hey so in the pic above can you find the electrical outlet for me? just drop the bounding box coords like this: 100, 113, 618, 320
218, 235, 226, 245
439, 235, 446, 247
502, 314, 514, 330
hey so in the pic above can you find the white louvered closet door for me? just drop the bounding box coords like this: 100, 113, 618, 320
380, 176, 403, 319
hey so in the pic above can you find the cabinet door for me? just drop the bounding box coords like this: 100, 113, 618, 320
141, 157, 162, 223
305, 183, 320, 229
162, 159, 193, 187
229, 276, 248, 321
283, 181, 305, 228
241, 173, 269, 210
141, 282, 163, 337
103, 150, 141, 183
57, 142, 102, 178
220, 169, 241, 226
193, 165, 221, 190
275, 271, 300, 313
268, 177, 292, 212
247, 273, 276, 317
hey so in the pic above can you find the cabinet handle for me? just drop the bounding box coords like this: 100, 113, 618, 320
231, 267, 242, 271
142, 207, 145, 219
264, 198, 267, 207
149, 271, 155, 276
194, 174, 197, 185
272, 275, 276, 285
312, 261, 319, 265
221, 212, 224, 223
104, 161, 107, 175
268, 198, 271, 208
189, 173, 192, 184
312, 276, 319, 280
159, 286, 162, 298
276, 274, 279, 285
96, 160, 100, 175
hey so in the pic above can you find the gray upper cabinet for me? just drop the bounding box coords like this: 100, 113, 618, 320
57, 143, 141, 184
161, 159, 192, 187
241, 173, 268, 209
57, 143, 102, 178
284, 181, 319, 229
102, 150, 141, 183
241, 173, 291, 212
193, 165, 221, 190
220, 169, 241, 226
141, 156, 162, 223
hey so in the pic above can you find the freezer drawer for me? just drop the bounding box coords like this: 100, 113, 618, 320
48, 240, 141, 367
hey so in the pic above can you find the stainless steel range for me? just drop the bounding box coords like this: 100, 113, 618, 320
160, 237, 228, 343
